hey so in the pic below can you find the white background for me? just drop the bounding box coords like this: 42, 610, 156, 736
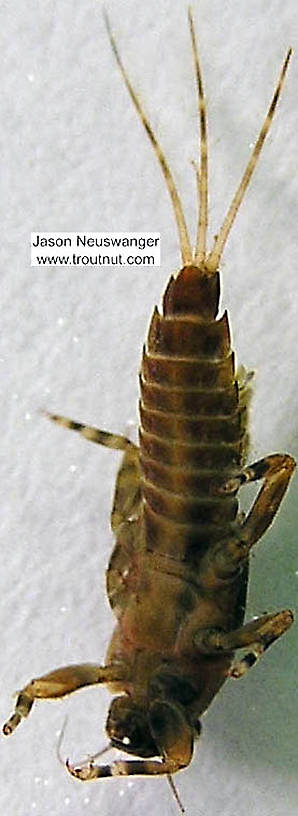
1, 1, 298, 815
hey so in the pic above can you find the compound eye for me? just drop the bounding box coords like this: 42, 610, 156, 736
106, 697, 157, 757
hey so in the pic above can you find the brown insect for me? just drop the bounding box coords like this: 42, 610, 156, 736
3, 10, 295, 814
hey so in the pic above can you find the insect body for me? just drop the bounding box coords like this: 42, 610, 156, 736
3, 10, 295, 812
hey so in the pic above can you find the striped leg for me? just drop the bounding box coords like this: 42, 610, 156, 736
66, 699, 193, 780
214, 453, 296, 573
46, 411, 136, 454
194, 610, 294, 676
225, 453, 295, 549
46, 412, 141, 532
228, 610, 294, 677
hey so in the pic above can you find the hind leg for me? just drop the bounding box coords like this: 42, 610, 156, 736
224, 453, 295, 548
211, 453, 296, 575
46, 412, 136, 454
46, 413, 141, 532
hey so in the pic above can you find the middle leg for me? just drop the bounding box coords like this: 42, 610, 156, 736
3, 662, 127, 736
193, 609, 294, 677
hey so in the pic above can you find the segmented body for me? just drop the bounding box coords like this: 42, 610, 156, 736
106, 267, 247, 714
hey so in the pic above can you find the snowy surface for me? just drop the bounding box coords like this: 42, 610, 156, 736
1, 1, 298, 815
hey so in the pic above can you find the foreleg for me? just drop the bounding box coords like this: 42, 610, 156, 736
66, 700, 193, 780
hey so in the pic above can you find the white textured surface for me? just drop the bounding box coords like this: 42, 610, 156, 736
1, 1, 298, 815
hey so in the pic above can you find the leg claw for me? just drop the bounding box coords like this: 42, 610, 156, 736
66, 758, 96, 781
